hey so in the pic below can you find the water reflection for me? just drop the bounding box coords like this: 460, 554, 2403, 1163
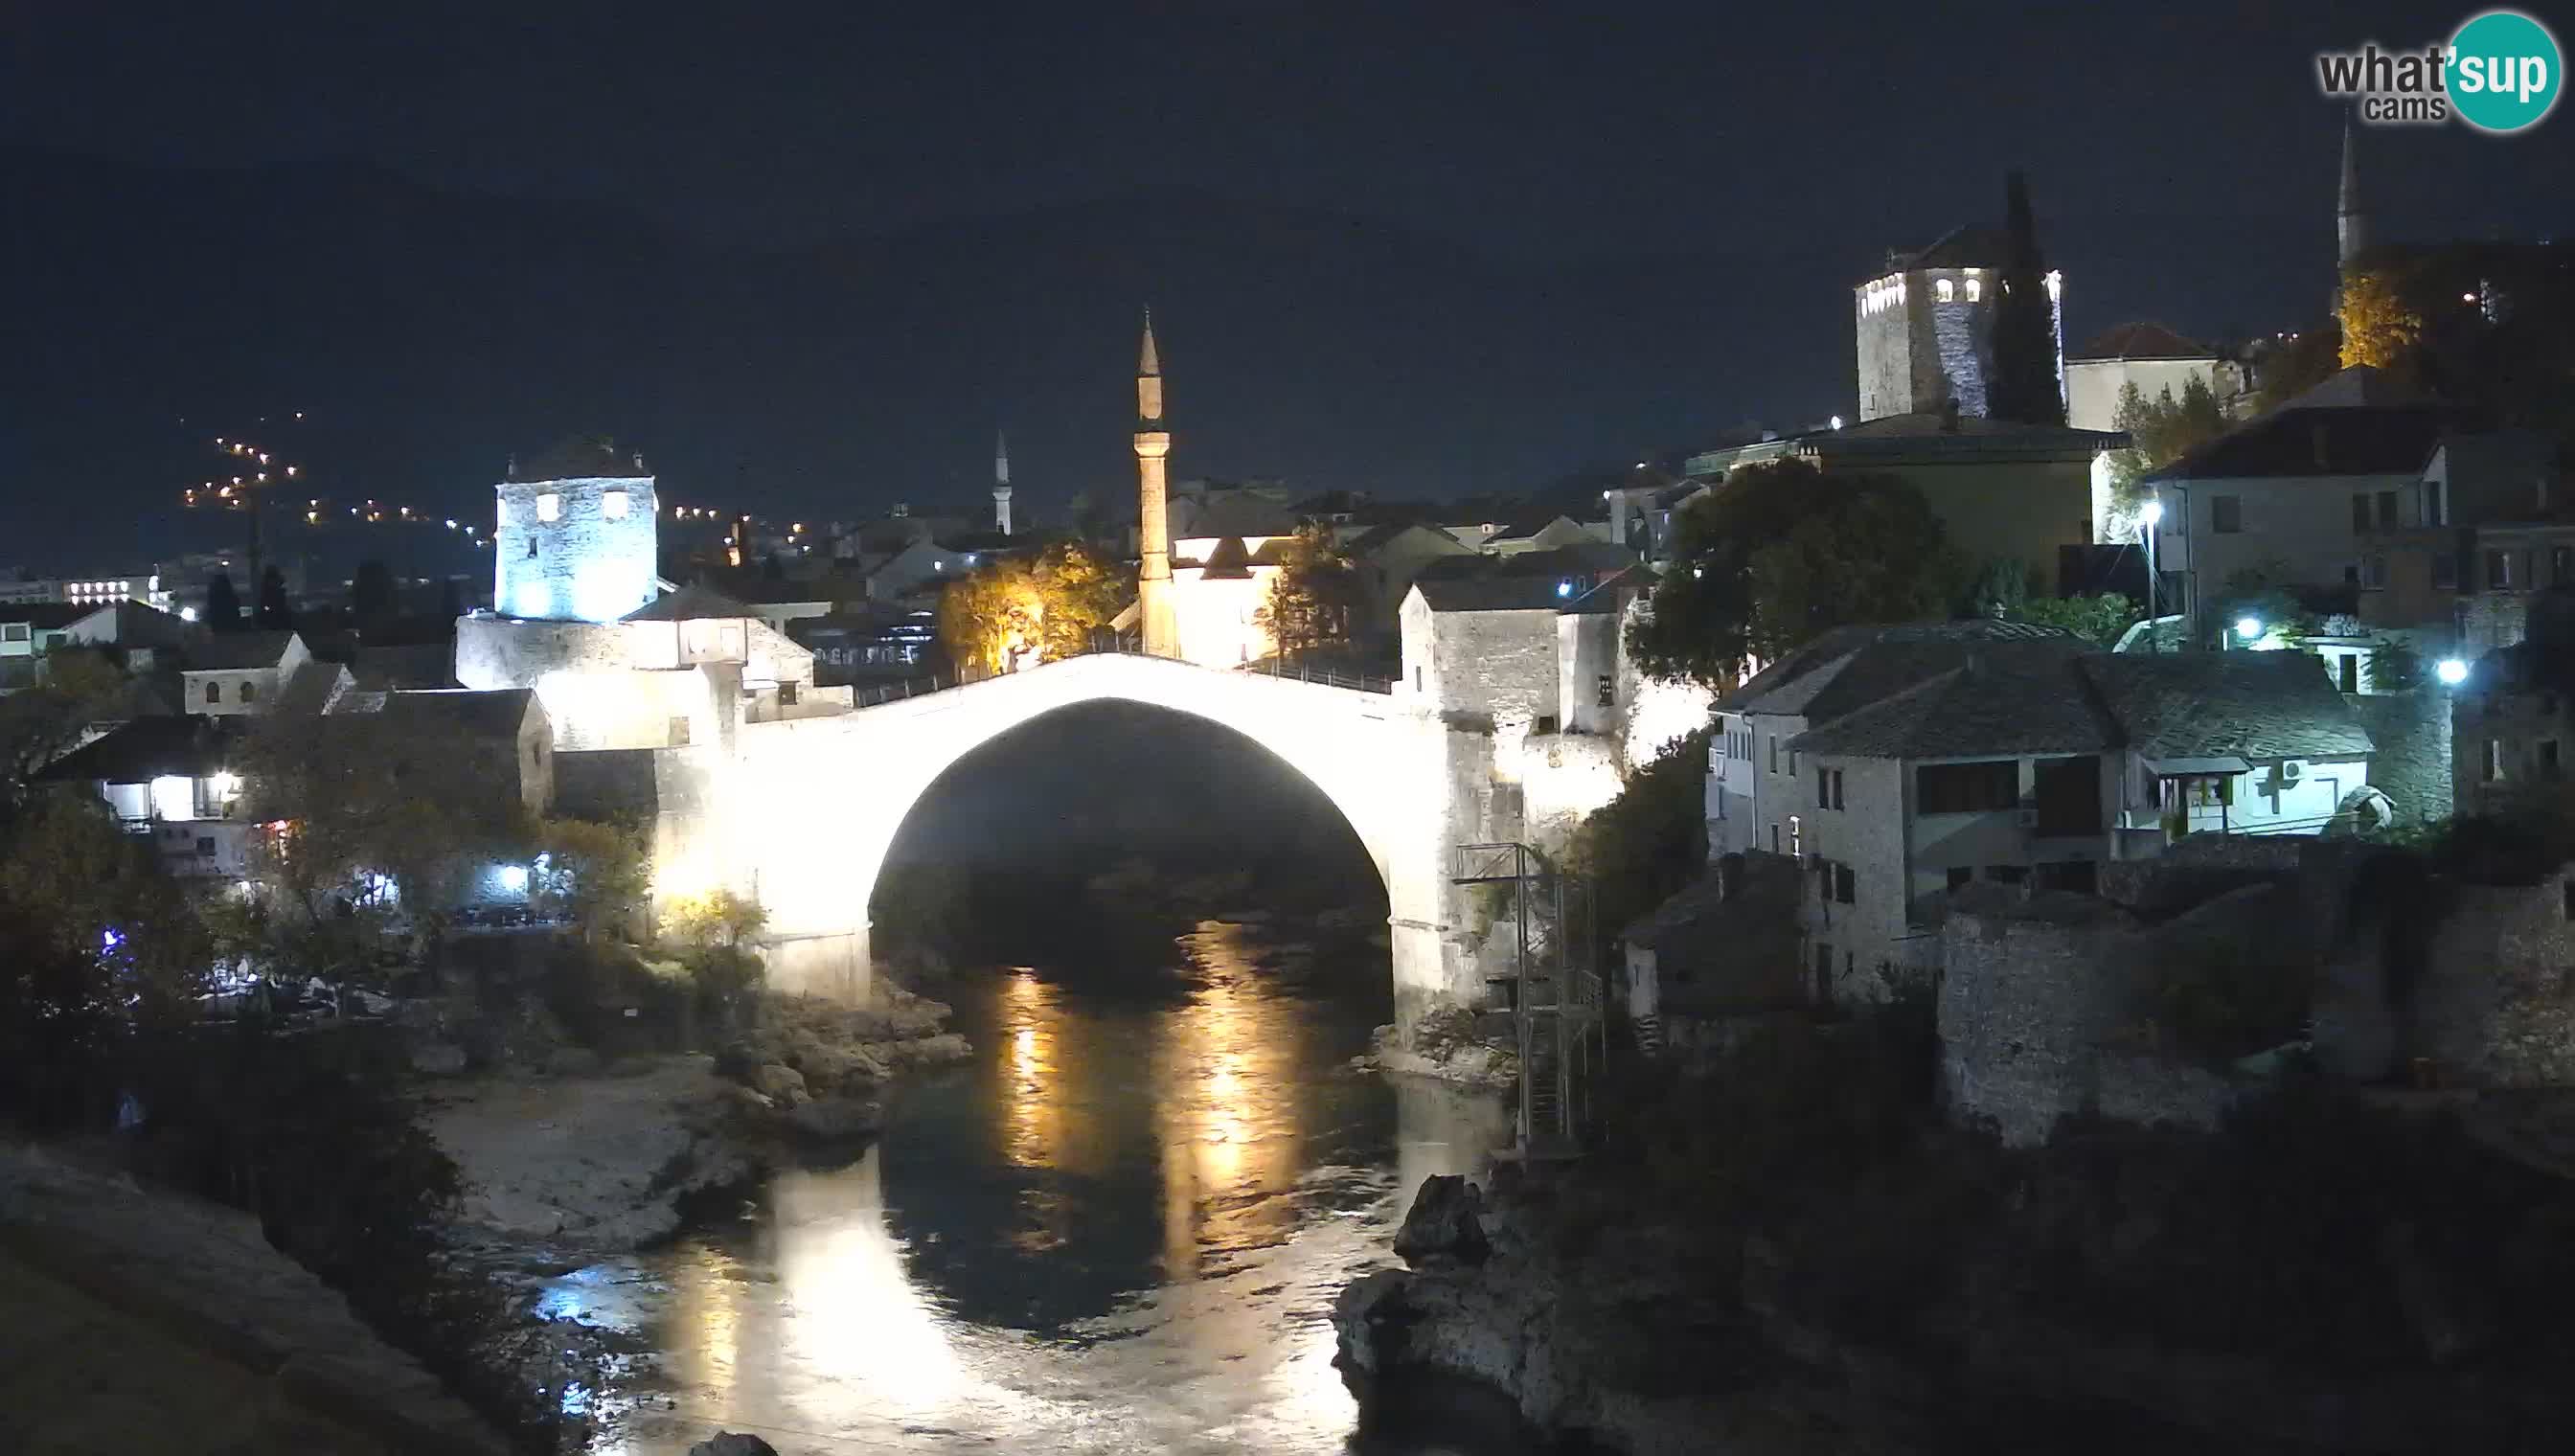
588, 916, 1515, 1455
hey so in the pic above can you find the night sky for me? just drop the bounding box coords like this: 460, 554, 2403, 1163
4, 2, 2568, 569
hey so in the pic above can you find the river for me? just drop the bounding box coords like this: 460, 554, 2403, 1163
545, 914, 1520, 1456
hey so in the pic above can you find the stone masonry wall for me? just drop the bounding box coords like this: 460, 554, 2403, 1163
2355, 686, 2453, 827
2412, 873, 2575, 1086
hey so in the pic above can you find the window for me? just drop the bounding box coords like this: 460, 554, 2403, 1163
239, 680, 256, 703
1832, 769, 1845, 809
2488, 550, 2514, 589
1789, 750, 1799, 777
2352, 493, 2373, 533
2211, 495, 2242, 534
2433, 553, 2459, 590
1771, 825, 1780, 853
2542, 739, 2562, 780
195, 836, 215, 856
2554, 547, 2573, 584
1, 623, 26, 643
2339, 654, 2359, 694
2377, 490, 2399, 529
526, 537, 539, 559
1986, 864, 2028, 884
2485, 739, 2504, 784
1915, 760, 2019, 814
1936, 278, 1955, 303
1817, 768, 1831, 808
1413, 667, 1423, 692
1965, 277, 1982, 302
2425, 478, 2446, 525
778, 681, 799, 707
2176, 775, 2234, 808
1596, 673, 1615, 708
670, 716, 693, 747
1947, 866, 1973, 891
1834, 864, 1855, 904
2365, 554, 2388, 588
1768, 738, 1778, 773
602, 489, 629, 520
536, 492, 562, 522
204, 680, 221, 703
1812, 944, 1832, 994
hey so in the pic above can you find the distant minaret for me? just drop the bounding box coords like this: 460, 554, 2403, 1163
1133, 309, 1179, 658
992, 430, 1014, 536
2336, 116, 2368, 270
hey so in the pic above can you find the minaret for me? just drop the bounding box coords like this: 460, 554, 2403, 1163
2336, 116, 2368, 270
992, 430, 1014, 536
1133, 309, 1179, 658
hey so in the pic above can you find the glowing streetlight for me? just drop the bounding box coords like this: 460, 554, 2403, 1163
2436, 657, 2469, 686
2140, 499, 2165, 528
2235, 616, 2264, 642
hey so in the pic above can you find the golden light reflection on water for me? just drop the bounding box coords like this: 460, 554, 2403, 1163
1151, 922, 1313, 1277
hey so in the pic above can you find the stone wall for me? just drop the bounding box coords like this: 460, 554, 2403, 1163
2412, 873, 2575, 1086
493, 474, 658, 624
2355, 686, 2454, 826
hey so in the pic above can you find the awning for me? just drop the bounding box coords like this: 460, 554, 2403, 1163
2142, 755, 2250, 776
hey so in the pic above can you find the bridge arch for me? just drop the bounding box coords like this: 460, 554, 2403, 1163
716, 655, 1473, 1027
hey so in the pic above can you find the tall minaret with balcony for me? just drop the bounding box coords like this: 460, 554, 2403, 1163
1133, 310, 1179, 658
992, 430, 1014, 536
2336, 116, 2369, 271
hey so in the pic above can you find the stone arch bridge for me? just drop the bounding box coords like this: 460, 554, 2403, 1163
683, 652, 1523, 1032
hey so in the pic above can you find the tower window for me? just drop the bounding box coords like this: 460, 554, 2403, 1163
603, 489, 629, 520
1965, 277, 1982, 302
536, 492, 562, 523
1936, 279, 1955, 303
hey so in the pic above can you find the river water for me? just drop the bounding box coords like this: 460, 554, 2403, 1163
552, 915, 1517, 1456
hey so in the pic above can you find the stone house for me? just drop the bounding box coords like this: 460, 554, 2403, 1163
1739, 633, 2373, 1005
2356, 428, 2564, 654
1618, 851, 1804, 1054
177, 630, 311, 716
1342, 521, 1474, 650
2062, 321, 2223, 435
2451, 627, 2575, 814
492, 440, 659, 625
39, 714, 254, 878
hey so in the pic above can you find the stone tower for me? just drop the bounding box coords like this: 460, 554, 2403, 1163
1133, 310, 1179, 658
492, 437, 658, 623
1853, 228, 2062, 422
992, 430, 1014, 537
2336, 116, 2369, 269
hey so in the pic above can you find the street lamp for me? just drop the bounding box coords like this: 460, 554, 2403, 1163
2235, 616, 2265, 643
2436, 657, 2469, 686
2138, 499, 2165, 650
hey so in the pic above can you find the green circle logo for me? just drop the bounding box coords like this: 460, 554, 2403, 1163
2450, 10, 2562, 132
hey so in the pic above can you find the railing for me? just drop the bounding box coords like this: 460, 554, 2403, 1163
846, 644, 1395, 708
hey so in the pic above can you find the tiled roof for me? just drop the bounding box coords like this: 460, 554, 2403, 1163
0, 603, 87, 629
39, 715, 238, 785
2077, 651, 2372, 760
1196, 535, 1256, 580
2149, 404, 2482, 481
181, 629, 299, 671
272, 659, 353, 717
1721, 621, 2084, 716
1173, 490, 1297, 539
1414, 540, 1638, 584
1789, 644, 2119, 759
371, 688, 539, 739
2070, 322, 2216, 361
1414, 578, 1567, 613
623, 584, 756, 622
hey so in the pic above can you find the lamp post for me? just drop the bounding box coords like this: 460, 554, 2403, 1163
2139, 497, 2165, 651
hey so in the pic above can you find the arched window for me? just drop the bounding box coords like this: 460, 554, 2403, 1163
239, 680, 257, 703
1966, 277, 1983, 303
205, 680, 221, 704
1936, 278, 1955, 303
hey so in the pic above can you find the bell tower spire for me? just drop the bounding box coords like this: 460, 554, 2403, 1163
1132, 307, 1178, 657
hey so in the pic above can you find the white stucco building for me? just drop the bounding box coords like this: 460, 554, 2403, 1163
2063, 322, 2222, 433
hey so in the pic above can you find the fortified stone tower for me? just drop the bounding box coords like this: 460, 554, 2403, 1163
1133, 310, 1179, 658
1854, 228, 2062, 421
492, 436, 658, 623
992, 430, 1014, 537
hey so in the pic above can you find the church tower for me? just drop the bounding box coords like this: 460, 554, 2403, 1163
992, 430, 1014, 536
1133, 310, 1179, 658
2336, 117, 2369, 269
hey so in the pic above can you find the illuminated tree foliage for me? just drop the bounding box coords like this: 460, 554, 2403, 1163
1629, 459, 1955, 687
2103, 375, 2228, 522
1255, 521, 1361, 662
2338, 268, 2425, 371
534, 817, 650, 942
936, 540, 1125, 675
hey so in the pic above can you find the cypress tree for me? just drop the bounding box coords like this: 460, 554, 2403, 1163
1988, 171, 2065, 426
203, 572, 241, 631
256, 566, 291, 628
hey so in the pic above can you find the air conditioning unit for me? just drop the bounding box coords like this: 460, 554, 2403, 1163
2276, 761, 2303, 785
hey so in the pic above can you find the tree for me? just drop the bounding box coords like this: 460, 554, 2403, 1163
936, 557, 1040, 676
1029, 540, 1126, 660
2102, 377, 2227, 528
762, 553, 786, 581
204, 572, 242, 631
2010, 592, 2141, 648
2338, 267, 2426, 372
1255, 521, 1361, 662
663, 888, 767, 950
1987, 170, 2065, 426
0, 648, 129, 809
533, 817, 650, 941
349, 559, 396, 632
1629, 459, 1955, 686
256, 565, 291, 628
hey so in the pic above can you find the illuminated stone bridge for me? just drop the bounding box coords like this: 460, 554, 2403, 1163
713, 651, 1506, 1032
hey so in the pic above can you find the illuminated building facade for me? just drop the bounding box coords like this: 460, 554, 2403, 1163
1855, 227, 2063, 422
493, 440, 660, 624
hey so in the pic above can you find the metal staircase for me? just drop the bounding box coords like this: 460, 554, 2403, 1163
1453, 842, 1607, 1160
